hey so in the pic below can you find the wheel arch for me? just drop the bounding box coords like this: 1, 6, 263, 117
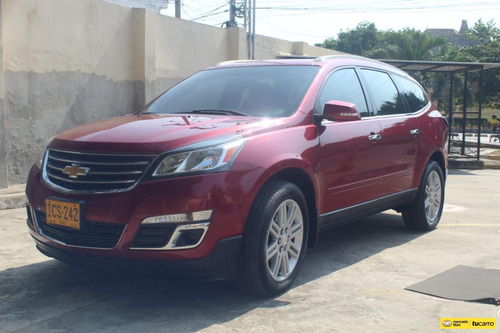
428, 150, 447, 182
266, 168, 319, 248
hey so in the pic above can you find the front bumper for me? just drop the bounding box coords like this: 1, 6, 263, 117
26, 163, 255, 276
34, 235, 242, 281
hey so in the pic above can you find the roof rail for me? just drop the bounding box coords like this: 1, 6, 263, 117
314, 54, 378, 63
215, 59, 261, 67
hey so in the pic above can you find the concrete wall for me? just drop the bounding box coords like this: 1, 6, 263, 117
255, 36, 339, 60
151, 14, 233, 100
0, 2, 6, 187
0, 0, 341, 188
2, 0, 145, 186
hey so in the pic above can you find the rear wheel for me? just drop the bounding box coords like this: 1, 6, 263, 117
402, 161, 445, 230
239, 180, 308, 296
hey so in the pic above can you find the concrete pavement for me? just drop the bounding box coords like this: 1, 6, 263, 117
0, 184, 26, 211
1, 169, 500, 332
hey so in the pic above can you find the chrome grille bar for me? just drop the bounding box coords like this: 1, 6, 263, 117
49, 155, 150, 166
43, 149, 156, 193
47, 173, 137, 185
46, 163, 144, 175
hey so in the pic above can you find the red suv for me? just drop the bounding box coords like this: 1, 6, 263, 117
26, 55, 448, 296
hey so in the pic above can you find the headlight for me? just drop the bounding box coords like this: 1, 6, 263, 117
153, 139, 245, 177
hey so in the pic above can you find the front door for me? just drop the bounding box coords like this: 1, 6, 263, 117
316, 68, 385, 214
318, 118, 384, 212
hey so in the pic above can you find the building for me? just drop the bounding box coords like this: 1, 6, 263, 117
425, 20, 478, 48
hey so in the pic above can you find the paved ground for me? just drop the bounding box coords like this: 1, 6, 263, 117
1, 169, 500, 332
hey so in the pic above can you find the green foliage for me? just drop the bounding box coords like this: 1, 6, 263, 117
465, 19, 500, 45
323, 24, 446, 60
458, 20, 500, 103
380, 29, 447, 60
324, 22, 380, 56
323, 20, 500, 107
459, 19, 500, 62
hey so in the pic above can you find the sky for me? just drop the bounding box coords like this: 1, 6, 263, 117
161, 0, 500, 45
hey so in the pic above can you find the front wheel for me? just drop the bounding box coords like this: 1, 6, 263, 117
402, 161, 445, 230
239, 180, 309, 296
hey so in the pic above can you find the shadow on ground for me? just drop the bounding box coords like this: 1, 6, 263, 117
0, 212, 424, 332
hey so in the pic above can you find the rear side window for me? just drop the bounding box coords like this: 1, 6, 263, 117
317, 68, 369, 117
392, 75, 429, 113
361, 69, 406, 116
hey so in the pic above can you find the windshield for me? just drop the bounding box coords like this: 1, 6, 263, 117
141, 65, 320, 117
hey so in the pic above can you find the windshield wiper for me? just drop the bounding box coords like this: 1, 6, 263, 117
191, 109, 248, 117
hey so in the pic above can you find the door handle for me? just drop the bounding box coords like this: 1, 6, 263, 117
368, 133, 382, 141
410, 129, 420, 136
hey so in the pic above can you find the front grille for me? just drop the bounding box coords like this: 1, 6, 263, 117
44, 149, 155, 192
132, 224, 176, 248
34, 210, 125, 249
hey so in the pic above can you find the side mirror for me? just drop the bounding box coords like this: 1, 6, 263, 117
320, 100, 361, 122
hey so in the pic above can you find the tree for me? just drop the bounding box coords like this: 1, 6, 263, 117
457, 20, 500, 103
380, 29, 447, 60
465, 19, 500, 47
324, 24, 446, 61
324, 22, 380, 56
323, 20, 500, 106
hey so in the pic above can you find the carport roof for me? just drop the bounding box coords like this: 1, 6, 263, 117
380, 59, 500, 73
277, 56, 500, 73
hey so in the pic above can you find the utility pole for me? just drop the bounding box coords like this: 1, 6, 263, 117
175, 0, 181, 18
229, 0, 237, 27
247, 0, 255, 59
227, 0, 255, 59
252, 0, 256, 59
243, 0, 247, 29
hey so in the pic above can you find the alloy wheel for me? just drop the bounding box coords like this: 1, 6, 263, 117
266, 199, 304, 282
424, 170, 442, 223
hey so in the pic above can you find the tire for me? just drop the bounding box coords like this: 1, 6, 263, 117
402, 161, 445, 230
239, 180, 309, 296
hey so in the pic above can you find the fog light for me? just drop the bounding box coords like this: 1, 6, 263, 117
141, 210, 213, 224
167, 223, 210, 250
174, 229, 205, 247
131, 219, 211, 250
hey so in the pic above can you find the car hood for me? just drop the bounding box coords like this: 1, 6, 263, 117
49, 114, 286, 154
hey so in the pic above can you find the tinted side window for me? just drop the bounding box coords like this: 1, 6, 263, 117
317, 68, 369, 117
361, 69, 406, 116
393, 75, 429, 113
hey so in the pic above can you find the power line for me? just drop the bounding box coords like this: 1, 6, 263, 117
256, 3, 500, 13
172, 0, 500, 46
189, 4, 228, 21
178, 0, 500, 25
258, 16, 328, 38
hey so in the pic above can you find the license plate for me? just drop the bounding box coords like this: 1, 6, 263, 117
45, 198, 82, 230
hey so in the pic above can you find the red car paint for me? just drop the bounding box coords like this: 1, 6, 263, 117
25, 56, 448, 280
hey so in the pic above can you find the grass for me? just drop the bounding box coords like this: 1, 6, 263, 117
481, 107, 500, 119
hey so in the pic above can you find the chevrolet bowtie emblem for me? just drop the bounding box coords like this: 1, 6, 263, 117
63, 164, 90, 179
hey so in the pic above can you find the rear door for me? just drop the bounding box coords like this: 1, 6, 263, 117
359, 69, 420, 198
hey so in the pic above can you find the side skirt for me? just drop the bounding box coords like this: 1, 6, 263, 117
318, 188, 418, 231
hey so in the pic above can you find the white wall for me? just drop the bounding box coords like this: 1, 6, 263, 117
0, 0, 342, 187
